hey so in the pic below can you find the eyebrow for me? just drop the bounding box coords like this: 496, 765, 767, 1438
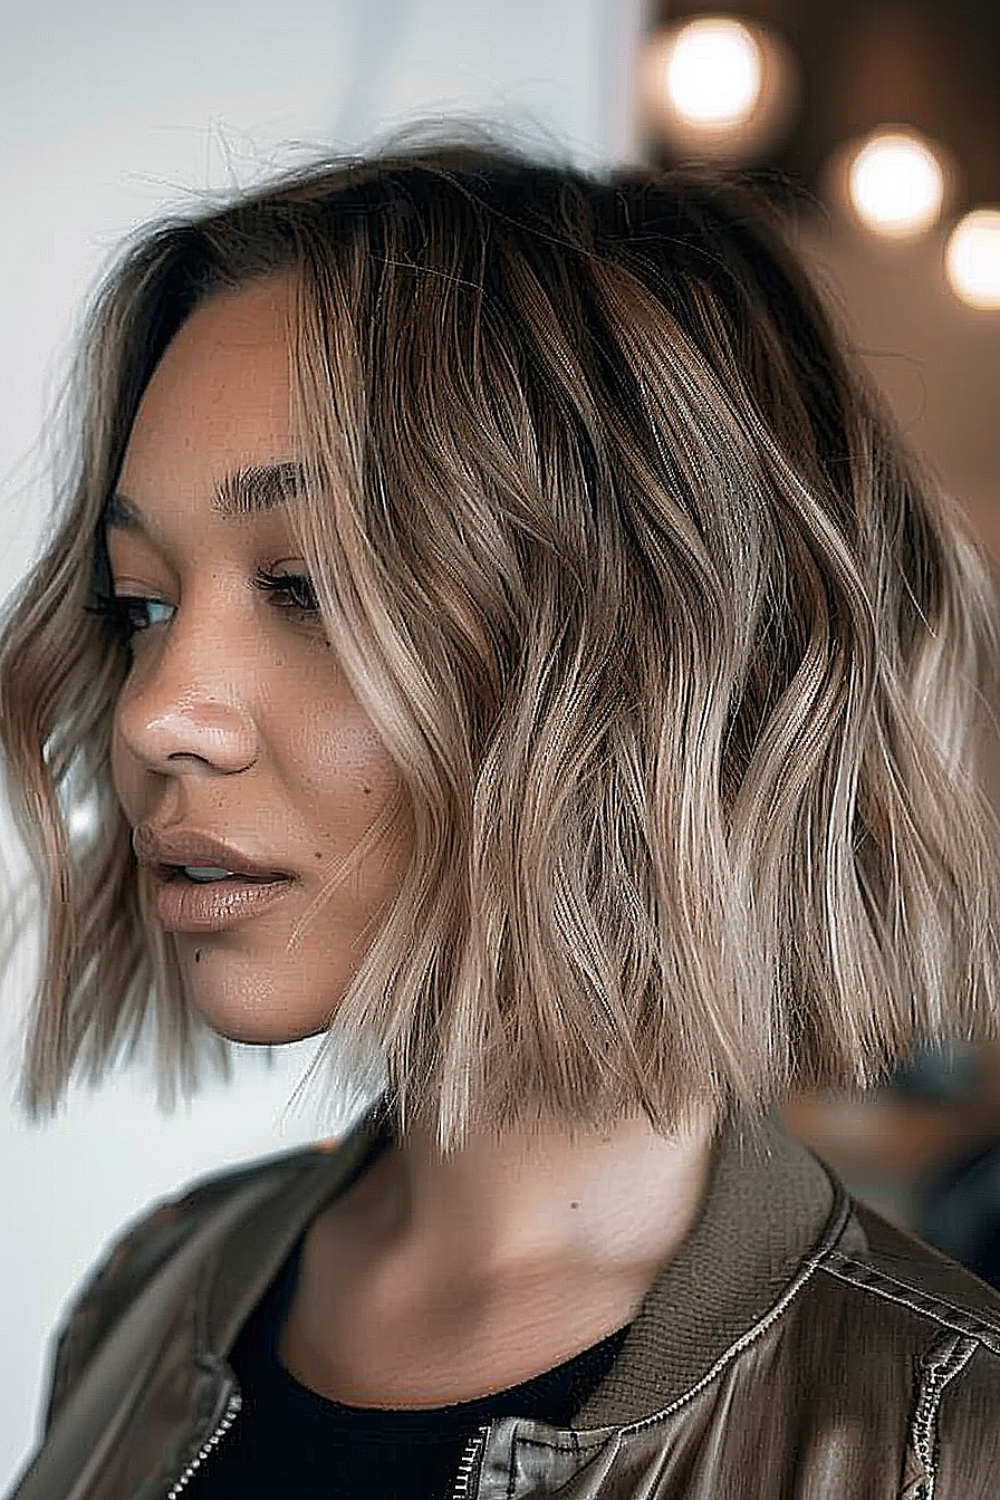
103, 461, 309, 536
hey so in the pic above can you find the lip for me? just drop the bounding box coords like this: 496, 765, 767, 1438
152, 868, 295, 932
133, 825, 293, 882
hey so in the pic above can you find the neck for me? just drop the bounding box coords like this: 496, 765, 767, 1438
351, 1104, 717, 1285
284, 1103, 719, 1406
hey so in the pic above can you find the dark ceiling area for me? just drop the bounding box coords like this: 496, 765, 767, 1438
650, 1, 1000, 209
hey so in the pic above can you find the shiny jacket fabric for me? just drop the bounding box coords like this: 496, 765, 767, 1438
10, 1107, 1000, 1500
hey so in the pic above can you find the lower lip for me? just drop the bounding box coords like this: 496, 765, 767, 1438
153, 872, 295, 931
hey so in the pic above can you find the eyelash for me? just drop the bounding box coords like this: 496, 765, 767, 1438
84, 567, 320, 647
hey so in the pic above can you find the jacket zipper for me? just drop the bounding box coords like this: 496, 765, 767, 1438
164, 1394, 486, 1499
164, 1386, 243, 1499
451, 1423, 490, 1500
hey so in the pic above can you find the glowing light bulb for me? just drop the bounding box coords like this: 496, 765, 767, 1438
847, 130, 945, 238
665, 17, 763, 128
945, 209, 1000, 309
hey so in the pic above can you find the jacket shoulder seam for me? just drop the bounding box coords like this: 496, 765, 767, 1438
819, 1251, 1000, 1355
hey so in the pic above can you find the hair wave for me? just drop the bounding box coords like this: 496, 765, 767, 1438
2, 127, 999, 1152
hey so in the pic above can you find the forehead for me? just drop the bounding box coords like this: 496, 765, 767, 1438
115, 275, 298, 518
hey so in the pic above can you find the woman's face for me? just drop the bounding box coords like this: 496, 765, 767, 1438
109, 274, 414, 1043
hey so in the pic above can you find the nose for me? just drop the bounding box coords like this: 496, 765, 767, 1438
113, 626, 260, 777
116, 698, 259, 776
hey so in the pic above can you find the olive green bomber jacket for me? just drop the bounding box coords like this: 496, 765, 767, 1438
9, 1107, 1000, 1500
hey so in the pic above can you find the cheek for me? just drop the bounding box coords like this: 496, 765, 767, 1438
108, 720, 133, 815
290, 699, 401, 800
295, 710, 413, 868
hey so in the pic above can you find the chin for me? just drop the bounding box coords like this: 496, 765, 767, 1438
180, 957, 337, 1045
190, 1002, 331, 1047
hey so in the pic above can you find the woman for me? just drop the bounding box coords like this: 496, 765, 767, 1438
3, 133, 1000, 1499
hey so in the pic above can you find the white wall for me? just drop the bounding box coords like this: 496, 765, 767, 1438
0, 1, 647, 1486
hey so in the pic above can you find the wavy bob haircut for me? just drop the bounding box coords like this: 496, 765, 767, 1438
2, 130, 1000, 1153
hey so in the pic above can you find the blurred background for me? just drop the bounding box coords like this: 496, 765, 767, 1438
1, 1, 999, 1487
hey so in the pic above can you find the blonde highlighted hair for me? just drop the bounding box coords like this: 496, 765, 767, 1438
2, 130, 999, 1153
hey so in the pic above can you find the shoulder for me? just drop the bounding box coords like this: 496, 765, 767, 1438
72, 1141, 324, 1301
806, 1198, 1000, 1496
818, 1198, 1000, 1347
42, 1141, 324, 1433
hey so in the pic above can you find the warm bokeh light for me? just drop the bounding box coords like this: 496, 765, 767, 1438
945, 209, 1000, 309
639, 17, 799, 164
846, 130, 945, 238
664, 17, 763, 128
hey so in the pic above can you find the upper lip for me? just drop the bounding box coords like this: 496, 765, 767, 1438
132, 827, 293, 881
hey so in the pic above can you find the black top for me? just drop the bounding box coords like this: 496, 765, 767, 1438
180, 1228, 631, 1500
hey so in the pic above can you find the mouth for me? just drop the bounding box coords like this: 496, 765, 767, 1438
158, 865, 285, 885
151, 866, 295, 932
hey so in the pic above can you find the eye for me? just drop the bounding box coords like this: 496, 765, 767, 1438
251, 566, 320, 618
83, 567, 321, 648
83, 594, 171, 645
